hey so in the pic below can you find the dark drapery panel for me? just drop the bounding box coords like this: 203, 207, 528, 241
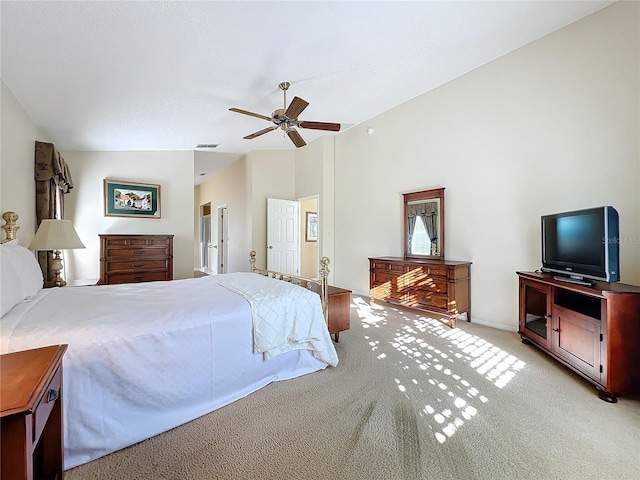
34, 141, 74, 284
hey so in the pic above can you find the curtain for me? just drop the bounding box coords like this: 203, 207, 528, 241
407, 201, 438, 254
34, 141, 74, 283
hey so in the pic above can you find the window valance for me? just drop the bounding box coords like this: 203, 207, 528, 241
35, 141, 74, 193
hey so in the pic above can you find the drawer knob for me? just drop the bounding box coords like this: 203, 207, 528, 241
134, 249, 145, 254
133, 276, 144, 281
47, 389, 59, 403
132, 263, 145, 267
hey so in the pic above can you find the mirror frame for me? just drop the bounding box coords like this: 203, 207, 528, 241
403, 187, 445, 260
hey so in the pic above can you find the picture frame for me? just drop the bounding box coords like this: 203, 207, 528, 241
103, 179, 161, 218
305, 212, 318, 242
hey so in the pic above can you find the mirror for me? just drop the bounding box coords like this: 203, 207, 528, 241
403, 187, 445, 260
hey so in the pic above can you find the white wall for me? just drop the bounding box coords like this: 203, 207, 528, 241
334, 2, 640, 330
0, 80, 45, 245
62, 151, 195, 281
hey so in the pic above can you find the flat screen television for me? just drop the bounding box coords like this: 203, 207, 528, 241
541, 206, 620, 284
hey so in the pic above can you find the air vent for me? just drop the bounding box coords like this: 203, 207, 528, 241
196, 144, 219, 149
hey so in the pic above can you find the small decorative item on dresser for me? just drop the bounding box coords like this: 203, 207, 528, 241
103, 179, 161, 218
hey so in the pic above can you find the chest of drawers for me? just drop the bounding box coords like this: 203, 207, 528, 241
369, 257, 471, 327
98, 234, 174, 285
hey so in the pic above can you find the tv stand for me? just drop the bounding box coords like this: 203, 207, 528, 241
552, 275, 595, 287
518, 271, 640, 402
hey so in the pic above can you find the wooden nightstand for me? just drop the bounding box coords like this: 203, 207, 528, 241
327, 286, 352, 342
1, 345, 68, 480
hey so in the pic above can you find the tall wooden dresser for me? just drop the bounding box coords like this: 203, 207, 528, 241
369, 257, 471, 327
98, 234, 174, 285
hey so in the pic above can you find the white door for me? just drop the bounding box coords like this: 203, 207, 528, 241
217, 205, 228, 274
267, 198, 299, 274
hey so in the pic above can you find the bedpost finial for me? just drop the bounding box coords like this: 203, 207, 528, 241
249, 250, 256, 272
320, 256, 330, 277
2, 211, 19, 242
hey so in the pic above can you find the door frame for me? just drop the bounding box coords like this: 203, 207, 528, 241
217, 204, 228, 274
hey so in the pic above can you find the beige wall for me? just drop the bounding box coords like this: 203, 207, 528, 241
61, 151, 195, 281
295, 136, 336, 282
195, 156, 250, 273
334, 2, 640, 330
0, 80, 45, 246
248, 150, 296, 269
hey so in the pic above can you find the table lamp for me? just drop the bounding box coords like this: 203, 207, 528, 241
29, 219, 85, 287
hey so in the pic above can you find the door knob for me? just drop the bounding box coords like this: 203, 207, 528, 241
268, 246, 273, 249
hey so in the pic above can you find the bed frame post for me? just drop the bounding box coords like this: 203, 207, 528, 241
319, 256, 330, 325
1, 211, 19, 243
249, 249, 257, 272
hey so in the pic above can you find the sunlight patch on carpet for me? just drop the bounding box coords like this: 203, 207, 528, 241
352, 296, 527, 445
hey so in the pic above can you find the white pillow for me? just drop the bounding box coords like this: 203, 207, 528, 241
0, 241, 44, 316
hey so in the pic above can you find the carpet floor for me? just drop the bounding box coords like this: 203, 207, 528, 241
66, 295, 640, 479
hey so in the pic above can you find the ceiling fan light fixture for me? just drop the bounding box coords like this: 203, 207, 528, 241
229, 81, 342, 148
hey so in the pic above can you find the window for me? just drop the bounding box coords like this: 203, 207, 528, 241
411, 216, 432, 255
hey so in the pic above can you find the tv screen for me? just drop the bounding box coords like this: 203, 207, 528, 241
541, 206, 619, 283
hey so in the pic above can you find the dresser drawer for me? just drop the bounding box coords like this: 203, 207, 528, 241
412, 277, 448, 294
106, 259, 168, 273
107, 271, 169, 284
105, 247, 170, 259
372, 271, 401, 285
406, 291, 450, 310
33, 365, 62, 442
427, 266, 449, 277
371, 283, 405, 303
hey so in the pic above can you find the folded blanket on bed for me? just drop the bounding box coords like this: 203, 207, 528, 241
209, 272, 339, 367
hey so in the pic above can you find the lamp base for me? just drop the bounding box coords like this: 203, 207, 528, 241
46, 250, 67, 288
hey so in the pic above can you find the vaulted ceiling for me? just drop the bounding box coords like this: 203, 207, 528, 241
1, 1, 612, 183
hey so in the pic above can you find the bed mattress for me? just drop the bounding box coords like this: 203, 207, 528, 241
0, 276, 332, 469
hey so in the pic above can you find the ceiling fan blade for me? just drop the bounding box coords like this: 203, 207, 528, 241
243, 126, 278, 139
284, 96, 309, 119
229, 108, 272, 122
287, 128, 306, 148
298, 121, 341, 132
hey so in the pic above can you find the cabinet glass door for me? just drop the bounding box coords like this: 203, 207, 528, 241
521, 281, 551, 342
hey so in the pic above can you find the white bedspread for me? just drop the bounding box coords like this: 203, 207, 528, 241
210, 273, 338, 366
0, 276, 337, 469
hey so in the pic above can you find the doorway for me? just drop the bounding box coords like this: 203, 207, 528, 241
216, 205, 228, 274
199, 203, 212, 273
266, 196, 319, 278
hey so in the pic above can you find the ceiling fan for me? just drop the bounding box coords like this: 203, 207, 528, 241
229, 81, 341, 148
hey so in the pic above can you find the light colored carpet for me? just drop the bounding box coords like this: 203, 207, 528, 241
66, 295, 640, 479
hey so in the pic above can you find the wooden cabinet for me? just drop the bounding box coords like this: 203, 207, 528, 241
99, 234, 173, 285
517, 271, 640, 402
327, 286, 351, 342
369, 257, 471, 327
1, 345, 68, 480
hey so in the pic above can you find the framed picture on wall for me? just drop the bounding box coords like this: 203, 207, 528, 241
305, 212, 318, 242
103, 179, 161, 218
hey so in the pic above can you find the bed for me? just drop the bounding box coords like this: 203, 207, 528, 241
0, 225, 338, 470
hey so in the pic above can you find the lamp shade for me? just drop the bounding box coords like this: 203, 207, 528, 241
28, 219, 86, 251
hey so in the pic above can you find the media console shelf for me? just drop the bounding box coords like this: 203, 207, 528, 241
517, 271, 640, 403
